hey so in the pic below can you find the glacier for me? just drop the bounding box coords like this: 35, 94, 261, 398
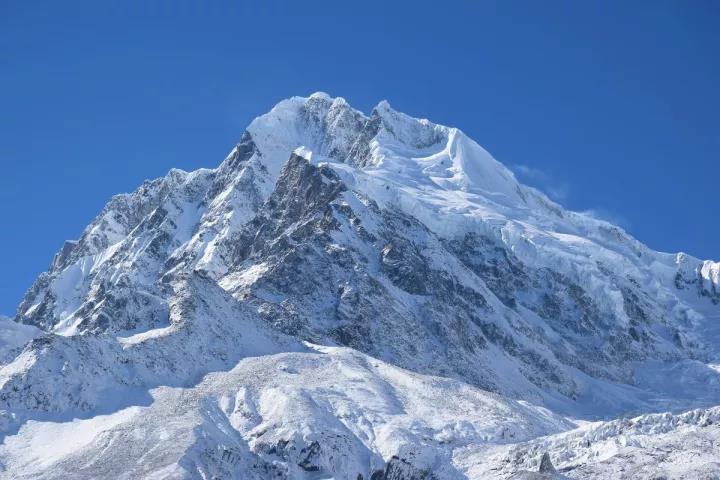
1, 92, 719, 479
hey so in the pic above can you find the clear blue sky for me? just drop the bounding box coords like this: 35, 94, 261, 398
1, 1, 718, 315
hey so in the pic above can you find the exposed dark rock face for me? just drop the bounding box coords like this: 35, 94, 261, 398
676, 264, 720, 305
371, 457, 437, 480
539, 452, 556, 473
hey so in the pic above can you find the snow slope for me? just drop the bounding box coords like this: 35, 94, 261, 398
0, 345, 573, 480
0, 316, 40, 364
1, 93, 719, 478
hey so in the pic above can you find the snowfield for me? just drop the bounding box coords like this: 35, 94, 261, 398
1, 93, 719, 479
0, 345, 572, 479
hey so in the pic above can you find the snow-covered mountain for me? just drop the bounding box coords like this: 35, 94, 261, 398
2, 93, 719, 479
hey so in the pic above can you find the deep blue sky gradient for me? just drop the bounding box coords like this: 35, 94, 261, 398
1, 1, 718, 314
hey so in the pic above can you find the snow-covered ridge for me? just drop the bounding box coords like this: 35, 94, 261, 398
2, 93, 719, 479
0, 316, 40, 364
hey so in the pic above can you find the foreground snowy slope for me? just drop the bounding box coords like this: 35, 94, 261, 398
1, 345, 572, 479
2, 93, 719, 478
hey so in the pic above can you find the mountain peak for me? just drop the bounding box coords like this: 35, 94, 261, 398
373, 98, 392, 112
4, 92, 720, 479
307, 90, 333, 100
